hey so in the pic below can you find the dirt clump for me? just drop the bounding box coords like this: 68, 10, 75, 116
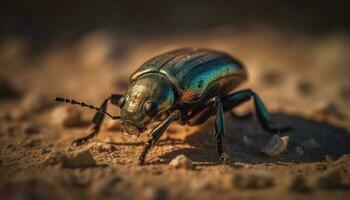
169, 154, 193, 169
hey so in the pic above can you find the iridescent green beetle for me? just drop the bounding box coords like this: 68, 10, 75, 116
55, 48, 291, 165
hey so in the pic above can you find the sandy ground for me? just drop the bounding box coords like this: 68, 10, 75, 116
0, 27, 350, 200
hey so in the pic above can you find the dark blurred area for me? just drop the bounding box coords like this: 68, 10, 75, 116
1, 0, 350, 44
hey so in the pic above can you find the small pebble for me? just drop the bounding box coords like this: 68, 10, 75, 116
143, 186, 168, 200
63, 149, 97, 168
43, 150, 67, 165
169, 154, 193, 170
43, 149, 96, 168
261, 135, 289, 157
51, 106, 83, 127
233, 170, 274, 189
95, 142, 116, 153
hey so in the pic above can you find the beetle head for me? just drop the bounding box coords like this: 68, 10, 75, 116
119, 74, 175, 137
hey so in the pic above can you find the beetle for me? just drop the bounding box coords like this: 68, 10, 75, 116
55, 48, 291, 165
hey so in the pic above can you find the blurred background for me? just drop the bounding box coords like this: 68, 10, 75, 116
2, 0, 350, 42
1, 0, 349, 116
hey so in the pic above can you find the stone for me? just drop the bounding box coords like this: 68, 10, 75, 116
233, 170, 274, 189
63, 149, 97, 168
43, 149, 97, 168
94, 142, 116, 153
51, 105, 83, 127
169, 154, 193, 170
43, 150, 67, 165
260, 135, 289, 157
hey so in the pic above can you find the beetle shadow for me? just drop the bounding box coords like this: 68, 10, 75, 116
158, 113, 350, 165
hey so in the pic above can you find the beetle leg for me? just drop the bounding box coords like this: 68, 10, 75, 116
212, 97, 229, 164
138, 110, 182, 165
222, 89, 292, 134
72, 94, 123, 146
186, 97, 229, 163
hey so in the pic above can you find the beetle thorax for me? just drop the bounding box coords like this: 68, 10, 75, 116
120, 73, 176, 137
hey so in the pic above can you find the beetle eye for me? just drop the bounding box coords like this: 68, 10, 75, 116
144, 102, 158, 117
118, 96, 126, 108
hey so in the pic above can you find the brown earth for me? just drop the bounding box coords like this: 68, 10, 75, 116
0, 27, 350, 200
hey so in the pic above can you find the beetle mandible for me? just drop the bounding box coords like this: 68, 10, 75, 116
55, 48, 291, 165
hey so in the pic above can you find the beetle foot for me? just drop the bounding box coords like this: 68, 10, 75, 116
138, 141, 152, 166
219, 153, 229, 164
71, 137, 89, 147
138, 157, 145, 166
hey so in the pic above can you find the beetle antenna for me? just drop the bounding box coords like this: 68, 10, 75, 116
54, 97, 120, 120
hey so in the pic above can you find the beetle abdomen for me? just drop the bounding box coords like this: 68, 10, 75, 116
131, 48, 247, 103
